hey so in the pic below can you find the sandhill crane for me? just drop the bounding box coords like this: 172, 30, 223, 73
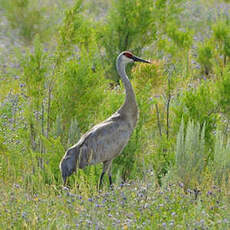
59, 51, 150, 187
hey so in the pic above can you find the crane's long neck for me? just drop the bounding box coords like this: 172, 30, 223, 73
116, 59, 138, 127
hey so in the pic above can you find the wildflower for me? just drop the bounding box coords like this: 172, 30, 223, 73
207, 191, 213, 196
223, 218, 229, 224
138, 192, 144, 198
14, 184, 20, 188
86, 219, 92, 225
22, 212, 27, 218
63, 186, 69, 191
171, 212, 176, 216
200, 219, 205, 224
67, 192, 76, 197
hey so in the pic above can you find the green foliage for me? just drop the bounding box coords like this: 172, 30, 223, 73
98, 0, 156, 81
167, 25, 193, 49
212, 19, 230, 68
212, 19, 230, 44
155, 0, 185, 25
174, 82, 218, 146
197, 41, 213, 75
41, 136, 65, 183
213, 131, 230, 186
58, 0, 91, 52
18, 36, 52, 154
0, 0, 61, 44
152, 135, 175, 186
22, 35, 47, 103
196, 18, 230, 75
67, 117, 81, 146
173, 120, 206, 189
217, 70, 230, 117
53, 50, 107, 133
1, 0, 43, 43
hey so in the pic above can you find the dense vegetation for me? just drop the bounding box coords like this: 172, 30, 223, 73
0, 0, 230, 228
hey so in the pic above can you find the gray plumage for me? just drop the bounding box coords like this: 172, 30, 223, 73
59, 51, 150, 187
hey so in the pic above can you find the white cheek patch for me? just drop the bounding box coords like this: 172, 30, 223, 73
122, 55, 134, 64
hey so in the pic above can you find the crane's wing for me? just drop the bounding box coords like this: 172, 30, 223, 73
73, 113, 132, 168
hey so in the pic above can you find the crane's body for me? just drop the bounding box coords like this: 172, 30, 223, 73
60, 51, 150, 187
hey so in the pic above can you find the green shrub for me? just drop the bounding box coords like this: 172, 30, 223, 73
170, 120, 206, 190
20, 35, 50, 151
217, 71, 230, 117
213, 131, 230, 186
197, 42, 213, 75
98, 0, 156, 82
1, 0, 45, 43
212, 19, 230, 69
174, 81, 218, 146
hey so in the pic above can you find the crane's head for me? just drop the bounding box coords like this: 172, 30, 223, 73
120, 51, 151, 65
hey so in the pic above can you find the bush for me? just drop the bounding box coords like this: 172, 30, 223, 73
197, 42, 213, 75
174, 81, 218, 147
213, 131, 230, 186
98, 0, 156, 82
167, 120, 206, 190
0, 0, 55, 44
217, 71, 230, 117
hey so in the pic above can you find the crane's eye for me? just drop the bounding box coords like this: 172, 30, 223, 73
123, 52, 133, 59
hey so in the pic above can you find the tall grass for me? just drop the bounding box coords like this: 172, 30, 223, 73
213, 131, 230, 186
165, 120, 206, 191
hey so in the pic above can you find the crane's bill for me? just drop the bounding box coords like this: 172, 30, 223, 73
133, 56, 151, 64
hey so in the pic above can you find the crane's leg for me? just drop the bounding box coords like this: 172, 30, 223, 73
109, 175, 112, 186
99, 160, 112, 189
99, 172, 105, 189
107, 162, 113, 188
63, 176, 67, 186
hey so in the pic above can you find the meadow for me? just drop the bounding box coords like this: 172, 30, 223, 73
0, 0, 230, 229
